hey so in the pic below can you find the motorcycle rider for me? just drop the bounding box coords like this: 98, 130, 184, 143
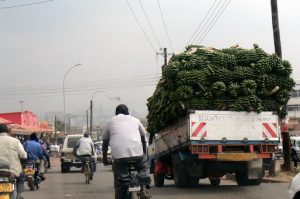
23, 133, 46, 181
0, 123, 27, 199
77, 132, 95, 179
102, 104, 151, 199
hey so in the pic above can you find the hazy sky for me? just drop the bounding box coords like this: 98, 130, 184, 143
0, 0, 299, 121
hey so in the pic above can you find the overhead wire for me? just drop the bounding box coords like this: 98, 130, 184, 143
0, 76, 160, 97
138, 0, 162, 48
196, 0, 231, 44
156, 0, 174, 53
0, 73, 161, 92
126, 0, 157, 53
0, 0, 54, 10
191, 0, 224, 45
0, 76, 160, 96
187, 0, 219, 45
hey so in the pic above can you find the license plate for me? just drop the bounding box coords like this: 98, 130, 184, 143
128, 186, 140, 192
25, 169, 35, 175
73, 159, 81, 163
0, 178, 9, 182
217, 153, 256, 161
0, 183, 14, 192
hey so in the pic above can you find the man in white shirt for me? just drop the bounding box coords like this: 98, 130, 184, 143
0, 123, 27, 199
102, 104, 151, 199
77, 132, 95, 179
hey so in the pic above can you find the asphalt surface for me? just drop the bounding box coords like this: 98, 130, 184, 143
23, 162, 290, 199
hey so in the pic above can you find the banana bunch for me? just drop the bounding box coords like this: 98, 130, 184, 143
233, 66, 255, 81
240, 80, 257, 95
147, 45, 295, 134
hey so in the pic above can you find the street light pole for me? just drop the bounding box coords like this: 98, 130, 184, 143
19, 100, 24, 112
63, 63, 82, 135
90, 91, 104, 136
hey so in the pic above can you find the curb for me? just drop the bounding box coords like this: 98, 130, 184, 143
262, 178, 290, 183
225, 174, 289, 183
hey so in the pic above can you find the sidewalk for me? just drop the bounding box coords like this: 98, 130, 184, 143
263, 159, 299, 183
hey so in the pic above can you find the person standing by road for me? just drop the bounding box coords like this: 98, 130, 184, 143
291, 142, 298, 169
102, 104, 151, 199
0, 123, 27, 199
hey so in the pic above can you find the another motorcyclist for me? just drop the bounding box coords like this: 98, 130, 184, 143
23, 133, 46, 181
0, 123, 27, 199
39, 139, 51, 170
77, 132, 95, 179
102, 104, 151, 199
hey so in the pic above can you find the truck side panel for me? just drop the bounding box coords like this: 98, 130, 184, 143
155, 119, 189, 155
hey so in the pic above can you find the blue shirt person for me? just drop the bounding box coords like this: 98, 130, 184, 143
23, 133, 44, 161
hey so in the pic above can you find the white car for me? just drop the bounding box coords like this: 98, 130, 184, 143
287, 173, 300, 199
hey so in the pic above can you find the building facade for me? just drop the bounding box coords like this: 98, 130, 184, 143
0, 111, 38, 128
288, 79, 300, 135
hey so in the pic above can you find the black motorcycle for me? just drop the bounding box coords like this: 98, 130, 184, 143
24, 161, 41, 191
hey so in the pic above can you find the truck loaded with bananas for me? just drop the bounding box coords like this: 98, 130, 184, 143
147, 45, 294, 188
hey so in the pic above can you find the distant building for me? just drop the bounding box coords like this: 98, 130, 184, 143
0, 111, 38, 128
0, 111, 53, 142
288, 79, 300, 135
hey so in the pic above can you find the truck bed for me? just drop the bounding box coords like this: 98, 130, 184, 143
153, 111, 280, 159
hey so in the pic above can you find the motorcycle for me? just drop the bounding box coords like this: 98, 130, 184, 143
24, 161, 41, 191
118, 160, 151, 199
0, 160, 17, 199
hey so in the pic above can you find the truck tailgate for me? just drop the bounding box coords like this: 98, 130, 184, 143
190, 111, 279, 142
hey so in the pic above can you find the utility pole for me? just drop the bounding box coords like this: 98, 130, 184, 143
157, 48, 172, 71
68, 117, 71, 132
90, 100, 93, 137
270, 0, 291, 171
86, 110, 89, 133
54, 115, 57, 144
19, 100, 24, 112
163, 48, 168, 66
271, 0, 282, 58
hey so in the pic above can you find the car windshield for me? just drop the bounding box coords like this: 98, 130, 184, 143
67, 137, 81, 148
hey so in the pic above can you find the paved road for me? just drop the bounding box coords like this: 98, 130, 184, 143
23, 162, 290, 199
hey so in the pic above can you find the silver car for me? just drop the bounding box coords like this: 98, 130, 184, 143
287, 173, 300, 199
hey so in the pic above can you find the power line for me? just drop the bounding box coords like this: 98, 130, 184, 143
196, 0, 231, 44
138, 0, 162, 48
126, 0, 157, 53
0, 77, 159, 97
156, 0, 174, 52
187, 0, 219, 45
0, 0, 54, 10
192, 0, 224, 44
0, 73, 160, 92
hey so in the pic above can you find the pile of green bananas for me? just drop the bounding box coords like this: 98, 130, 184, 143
147, 45, 295, 134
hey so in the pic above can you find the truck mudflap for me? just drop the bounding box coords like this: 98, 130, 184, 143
247, 159, 264, 180
154, 160, 167, 174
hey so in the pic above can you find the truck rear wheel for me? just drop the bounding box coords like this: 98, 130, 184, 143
173, 155, 189, 188
154, 173, 165, 187
235, 171, 250, 186
188, 177, 199, 187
